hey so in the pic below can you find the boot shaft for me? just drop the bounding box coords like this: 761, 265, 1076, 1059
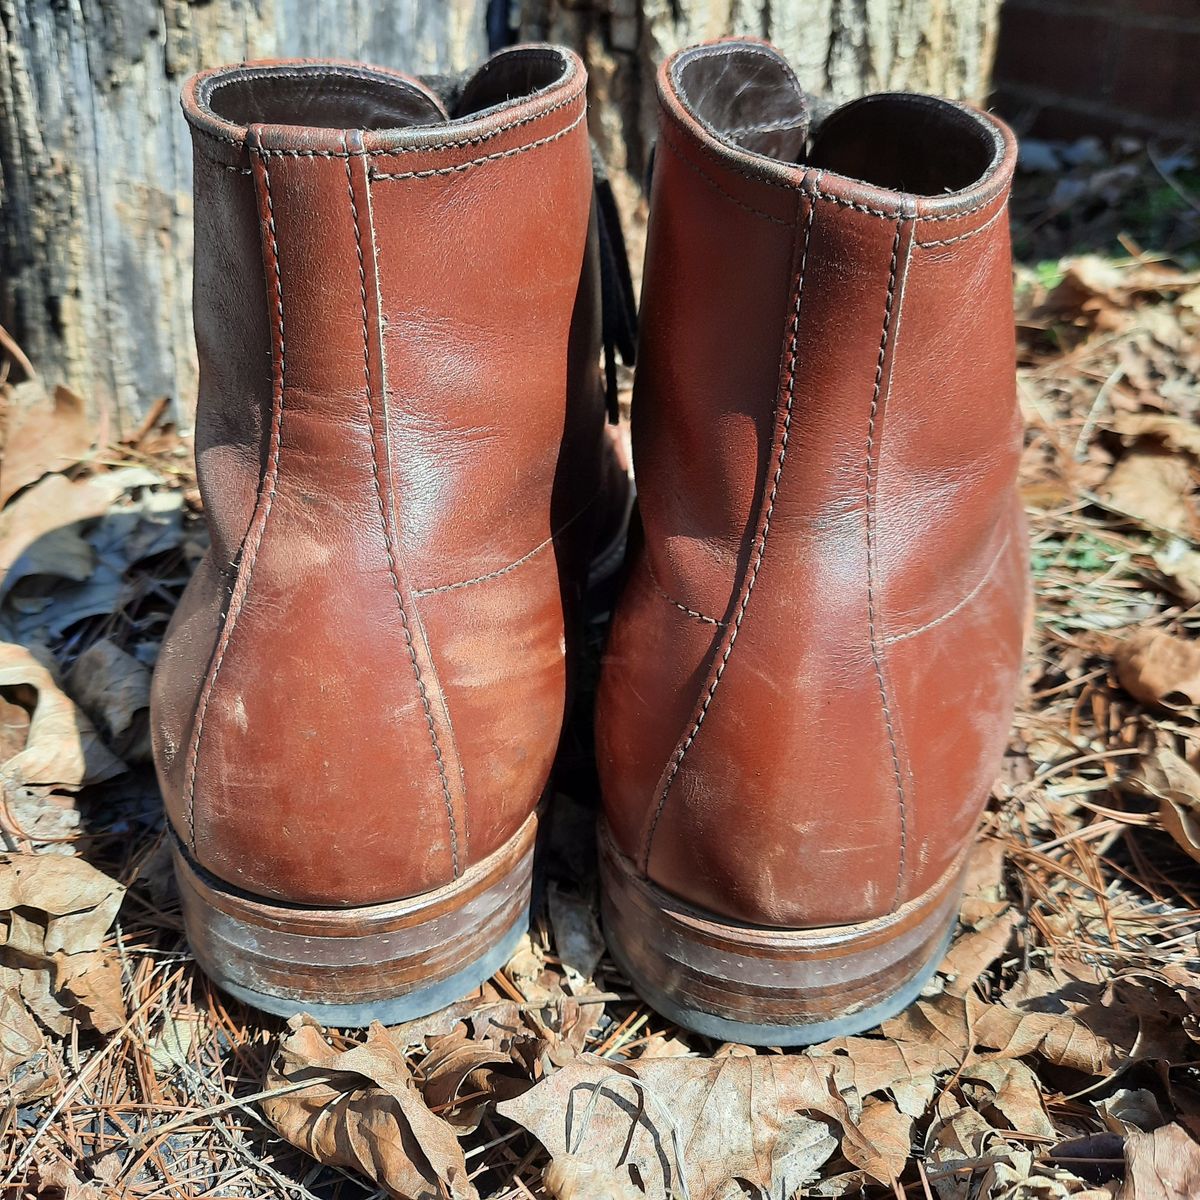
599, 41, 1027, 929
154, 49, 610, 907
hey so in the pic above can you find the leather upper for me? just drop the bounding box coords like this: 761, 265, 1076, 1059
596, 40, 1028, 929
152, 47, 613, 906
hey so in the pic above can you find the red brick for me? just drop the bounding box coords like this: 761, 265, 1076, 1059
1112, 0, 1200, 27
1111, 24, 1200, 122
993, 5, 1116, 101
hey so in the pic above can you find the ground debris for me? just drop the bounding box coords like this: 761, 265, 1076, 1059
1, 140, 1200, 1198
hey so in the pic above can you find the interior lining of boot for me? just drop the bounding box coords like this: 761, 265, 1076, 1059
671, 45, 1000, 197
455, 48, 570, 118
203, 65, 446, 130
806, 95, 1000, 194
672, 45, 809, 163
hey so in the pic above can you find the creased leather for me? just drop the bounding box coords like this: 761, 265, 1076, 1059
152, 47, 616, 906
596, 39, 1028, 930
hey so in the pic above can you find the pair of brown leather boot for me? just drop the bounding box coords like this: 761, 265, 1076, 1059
152, 38, 1027, 1044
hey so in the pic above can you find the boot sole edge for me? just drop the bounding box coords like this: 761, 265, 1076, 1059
173, 811, 538, 1026
598, 822, 963, 1046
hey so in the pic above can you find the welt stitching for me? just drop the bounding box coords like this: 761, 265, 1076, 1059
864, 221, 909, 908
659, 124, 792, 225
642, 177, 818, 867
371, 105, 586, 181
183, 149, 287, 851
345, 139, 460, 877
884, 530, 1012, 644
188, 84, 582, 157
916, 199, 1008, 247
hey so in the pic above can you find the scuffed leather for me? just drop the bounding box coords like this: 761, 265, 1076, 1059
153, 47, 614, 906
596, 40, 1028, 930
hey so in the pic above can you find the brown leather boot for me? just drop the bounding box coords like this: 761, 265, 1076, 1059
596, 40, 1028, 1044
152, 47, 626, 1023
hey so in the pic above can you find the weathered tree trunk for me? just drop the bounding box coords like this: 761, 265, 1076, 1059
522, 0, 1003, 193
0, 0, 487, 432
0, 0, 999, 427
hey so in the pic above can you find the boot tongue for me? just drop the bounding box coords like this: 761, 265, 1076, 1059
671, 40, 810, 163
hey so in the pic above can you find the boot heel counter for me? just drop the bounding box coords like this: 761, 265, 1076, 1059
169, 133, 465, 906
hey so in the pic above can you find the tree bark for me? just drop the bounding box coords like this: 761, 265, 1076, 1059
0, 0, 487, 432
0, 0, 999, 426
522, 0, 1003, 190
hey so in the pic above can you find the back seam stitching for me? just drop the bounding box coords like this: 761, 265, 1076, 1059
864, 221, 910, 909
640, 175, 819, 868
345, 139, 460, 877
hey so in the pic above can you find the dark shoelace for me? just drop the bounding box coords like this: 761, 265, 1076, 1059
592, 142, 638, 423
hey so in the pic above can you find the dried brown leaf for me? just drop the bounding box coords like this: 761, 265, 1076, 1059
807, 1036, 957, 1114
0, 852, 126, 1033
33, 1157, 107, 1200
498, 1052, 876, 1199
1113, 629, 1200, 710
65, 639, 152, 763
0, 382, 94, 506
958, 837, 1010, 928
0, 984, 42, 1077
542, 1155, 646, 1200
853, 1096, 913, 1183
881, 991, 979, 1064
263, 1016, 477, 1200
1120, 746, 1200, 863
1098, 447, 1195, 535
0, 852, 124, 957
417, 1032, 525, 1130
0, 641, 125, 794
961, 1058, 1056, 1140
0, 474, 117, 599
1043, 257, 1132, 333
1119, 1124, 1200, 1199
1152, 538, 1200, 605
547, 883, 604, 988
54, 949, 125, 1034
973, 1002, 1124, 1074
939, 909, 1022, 998
1112, 413, 1200, 460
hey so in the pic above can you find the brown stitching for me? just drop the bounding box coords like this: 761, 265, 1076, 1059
644, 561, 723, 626
642, 177, 819, 867
864, 221, 909, 907
660, 112, 1005, 223
203, 64, 415, 98
658, 117, 1004, 230
345, 138, 460, 877
413, 489, 602, 595
414, 535, 554, 595
183, 149, 287, 851
188, 84, 583, 158
915, 199, 1008, 247
657, 586, 722, 626
371, 106, 586, 181
885, 530, 1012, 644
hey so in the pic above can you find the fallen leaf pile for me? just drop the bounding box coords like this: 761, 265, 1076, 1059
2, 142, 1200, 1198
